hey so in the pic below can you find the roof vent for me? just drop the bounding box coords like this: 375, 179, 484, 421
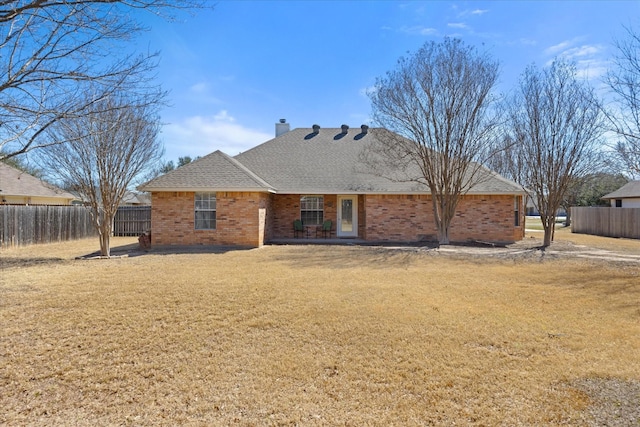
279, 118, 286, 123
341, 124, 349, 134
312, 124, 320, 133
361, 124, 369, 134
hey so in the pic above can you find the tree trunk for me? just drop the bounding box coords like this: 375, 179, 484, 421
437, 223, 450, 245
99, 221, 111, 257
432, 195, 452, 245
541, 214, 555, 247
543, 228, 553, 247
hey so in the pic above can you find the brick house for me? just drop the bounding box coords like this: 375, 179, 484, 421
140, 122, 526, 247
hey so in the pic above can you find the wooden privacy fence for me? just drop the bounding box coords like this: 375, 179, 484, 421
1, 205, 97, 248
571, 207, 640, 239
113, 206, 151, 237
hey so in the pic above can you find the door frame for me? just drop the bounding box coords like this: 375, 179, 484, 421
336, 195, 358, 238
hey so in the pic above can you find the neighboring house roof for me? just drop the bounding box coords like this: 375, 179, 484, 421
0, 162, 75, 201
140, 127, 525, 195
601, 180, 640, 199
121, 191, 151, 205
141, 150, 275, 192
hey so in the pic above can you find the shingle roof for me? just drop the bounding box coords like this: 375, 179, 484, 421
236, 127, 391, 193
121, 191, 151, 205
141, 127, 525, 195
235, 127, 525, 195
602, 180, 640, 199
139, 150, 274, 192
0, 162, 75, 200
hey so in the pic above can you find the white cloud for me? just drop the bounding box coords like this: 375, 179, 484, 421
573, 59, 609, 80
161, 111, 272, 159
447, 22, 468, 29
213, 110, 235, 122
456, 8, 488, 18
545, 39, 576, 56
544, 37, 592, 56
184, 81, 222, 105
399, 25, 438, 36
543, 39, 608, 81
563, 44, 604, 60
514, 38, 537, 46
189, 82, 210, 94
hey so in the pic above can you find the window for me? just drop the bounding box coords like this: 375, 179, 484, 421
514, 196, 520, 226
195, 192, 216, 229
615, 199, 622, 208
300, 196, 323, 225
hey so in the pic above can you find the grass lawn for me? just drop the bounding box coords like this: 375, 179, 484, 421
1, 233, 639, 426
524, 215, 567, 231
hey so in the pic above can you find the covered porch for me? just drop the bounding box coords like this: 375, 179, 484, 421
268, 236, 368, 246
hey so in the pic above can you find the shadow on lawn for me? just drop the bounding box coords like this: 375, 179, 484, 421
271, 244, 438, 270
0, 257, 67, 270
269, 238, 586, 270
78, 242, 253, 259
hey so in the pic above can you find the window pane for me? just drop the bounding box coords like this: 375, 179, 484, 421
300, 196, 323, 225
195, 211, 216, 230
195, 192, 216, 229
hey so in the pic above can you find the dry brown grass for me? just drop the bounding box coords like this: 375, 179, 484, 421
1, 234, 639, 426
534, 224, 640, 254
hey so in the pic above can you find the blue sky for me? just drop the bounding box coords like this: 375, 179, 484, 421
138, 1, 639, 161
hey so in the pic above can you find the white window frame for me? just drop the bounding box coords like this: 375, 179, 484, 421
300, 196, 324, 226
195, 192, 216, 230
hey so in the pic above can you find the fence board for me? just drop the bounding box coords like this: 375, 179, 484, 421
0, 205, 98, 248
113, 206, 151, 237
571, 207, 640, 239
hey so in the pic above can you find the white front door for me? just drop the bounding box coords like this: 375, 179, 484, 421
337, 196, 358, 237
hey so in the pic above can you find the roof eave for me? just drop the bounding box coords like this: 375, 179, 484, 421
140, 186, 276, 193
273, 189, 528, 196
2, 192, 77, 199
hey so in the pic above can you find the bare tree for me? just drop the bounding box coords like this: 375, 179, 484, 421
503, 60, 606, 247
0, 152, 43, 177
37, 95, 164, 257
367, 38, 501, 245
605, 25, 640, 177
0, 0, 201, 160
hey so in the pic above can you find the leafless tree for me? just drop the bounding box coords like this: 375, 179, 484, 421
37, 95, 164, 257
366, 38, 501, 245
605, 25, 640, 178
0, 0, 201, 160
503, 60, 606, 247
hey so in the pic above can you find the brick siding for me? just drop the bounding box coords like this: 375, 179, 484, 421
151, 192, 524, 247
151, 191, 269, 247
365, 194, 436, 241
364, 194, 524, 243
